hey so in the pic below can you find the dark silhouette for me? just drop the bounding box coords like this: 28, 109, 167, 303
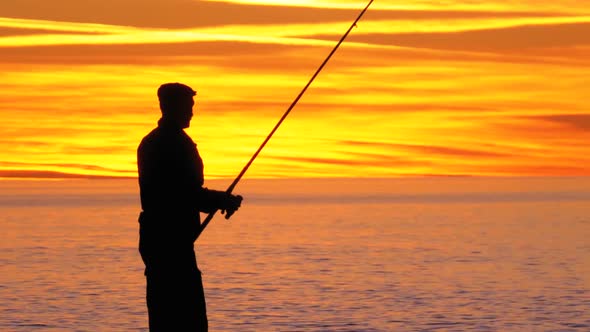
137, 83, 242, 331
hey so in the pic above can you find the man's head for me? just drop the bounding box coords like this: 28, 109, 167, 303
157, 83, 197, 128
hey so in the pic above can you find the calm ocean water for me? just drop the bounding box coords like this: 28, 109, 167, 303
1, 177, 589, 331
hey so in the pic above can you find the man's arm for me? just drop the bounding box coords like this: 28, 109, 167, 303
195, 188, 243, 219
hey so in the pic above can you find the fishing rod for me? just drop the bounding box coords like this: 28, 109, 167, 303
196, 0, 375, 240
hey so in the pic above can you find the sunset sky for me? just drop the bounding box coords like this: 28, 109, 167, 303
0, 0, 589, 179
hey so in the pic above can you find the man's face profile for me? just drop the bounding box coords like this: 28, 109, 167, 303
165, 95, 194, 129
178, 96, 194, 129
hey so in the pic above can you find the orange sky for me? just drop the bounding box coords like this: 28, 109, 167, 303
0, 0, 589, 179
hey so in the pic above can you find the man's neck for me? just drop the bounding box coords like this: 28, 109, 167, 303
158, 117, 183, 130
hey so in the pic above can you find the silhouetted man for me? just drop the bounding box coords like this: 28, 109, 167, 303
137, 83, 242, 331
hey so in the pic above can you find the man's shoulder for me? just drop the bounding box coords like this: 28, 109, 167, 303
138, 127, 160, 148
138, 127, 194, 151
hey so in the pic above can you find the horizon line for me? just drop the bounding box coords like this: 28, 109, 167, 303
1, 171, 589, 181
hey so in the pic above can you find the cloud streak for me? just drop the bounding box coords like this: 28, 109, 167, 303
340, 21, 590, 53
342, 140, 511, 158
0, 170, 133, 179
1, 0, 576, 29
532, 114, 590, 132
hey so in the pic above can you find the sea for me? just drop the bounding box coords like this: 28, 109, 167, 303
0, 177, 589, 331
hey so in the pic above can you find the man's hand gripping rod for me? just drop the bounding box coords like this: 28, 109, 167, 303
195, 0, 374, 240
